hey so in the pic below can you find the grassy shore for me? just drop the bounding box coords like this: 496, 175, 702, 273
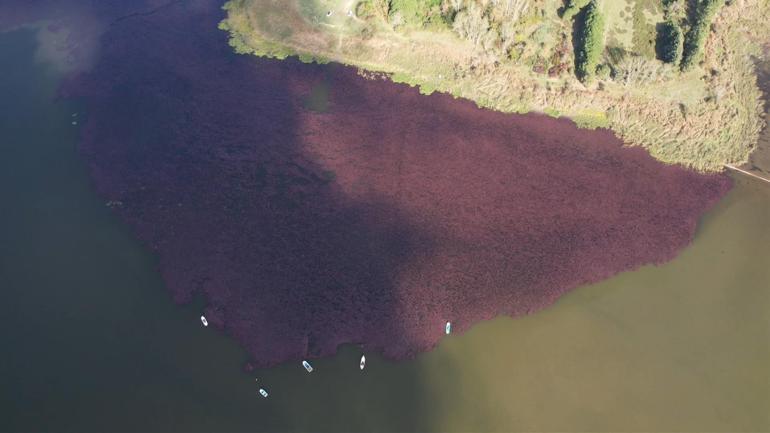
219, 0, 769, 171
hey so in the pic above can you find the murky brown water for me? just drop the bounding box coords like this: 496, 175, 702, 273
1, 27, 768, 432
419, 176, 770, 431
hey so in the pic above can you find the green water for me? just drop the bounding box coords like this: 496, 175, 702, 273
1, 28, 768, 432
303, 76, 331, 113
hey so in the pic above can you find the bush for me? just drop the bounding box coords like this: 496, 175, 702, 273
596, 63, 611, 79
574, 0, 605, 82
656, 20, 683, 64
561, 0, 591, 20
356, 0, 390, 19
680, 0, 725, 70
453, 3, 488, 39
388, 0, 443, 26
613, 55, 671, 86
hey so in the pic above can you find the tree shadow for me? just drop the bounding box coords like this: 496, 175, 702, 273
654, 21, 668, 61
569, 5, 589, 79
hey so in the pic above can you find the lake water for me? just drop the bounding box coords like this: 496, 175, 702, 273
1, 28, 768, 432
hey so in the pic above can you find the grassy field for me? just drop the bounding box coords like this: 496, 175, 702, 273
220, 0, 769, 171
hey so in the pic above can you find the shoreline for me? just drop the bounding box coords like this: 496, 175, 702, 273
66, 0, 731, 367
221, 0, 770, 172
2, 0, 742, 369
726, 164, 770, 185
736, 44, 770, 182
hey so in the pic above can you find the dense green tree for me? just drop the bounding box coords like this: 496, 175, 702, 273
657, 20, 683, 64
680, 0, 725, 70
574, 0, 605, 81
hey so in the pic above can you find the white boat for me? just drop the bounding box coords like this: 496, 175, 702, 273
445, 321, 451, 335
302, 360, 313, 373
259, 388, 268, 398
359, 355, 366, 370
200, 315, 208, 327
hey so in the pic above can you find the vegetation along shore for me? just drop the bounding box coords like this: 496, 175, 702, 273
220, 0, 770, 171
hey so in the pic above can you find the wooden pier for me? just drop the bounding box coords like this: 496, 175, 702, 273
724, 164, 770, 185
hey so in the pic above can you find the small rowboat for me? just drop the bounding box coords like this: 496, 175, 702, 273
360, 355, 366, 370
302, 360, 313, 373
200, 316, 208, 327
259, 388, 268, 398
445, 321, 451, 335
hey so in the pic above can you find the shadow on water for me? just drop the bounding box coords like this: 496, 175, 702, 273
0, 6, 432, 433
1, 2, 769, 433
0, 27, 255, 432
743, 46, 770, 175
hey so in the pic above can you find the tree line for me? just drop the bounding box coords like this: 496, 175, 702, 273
680, 0, 724, 70
567, 0, 605, 82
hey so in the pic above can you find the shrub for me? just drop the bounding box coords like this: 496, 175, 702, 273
574, 0, 605, 82
561, 0, 591, 20
452, 2, 490, 46
389, 0, 443, 26
657, 20, 683, 64
596, 63, 611, 79
613, 55, 671, 86
543, 107, 561, 117
356, 0, 390, 19
680, 0, 725, 70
